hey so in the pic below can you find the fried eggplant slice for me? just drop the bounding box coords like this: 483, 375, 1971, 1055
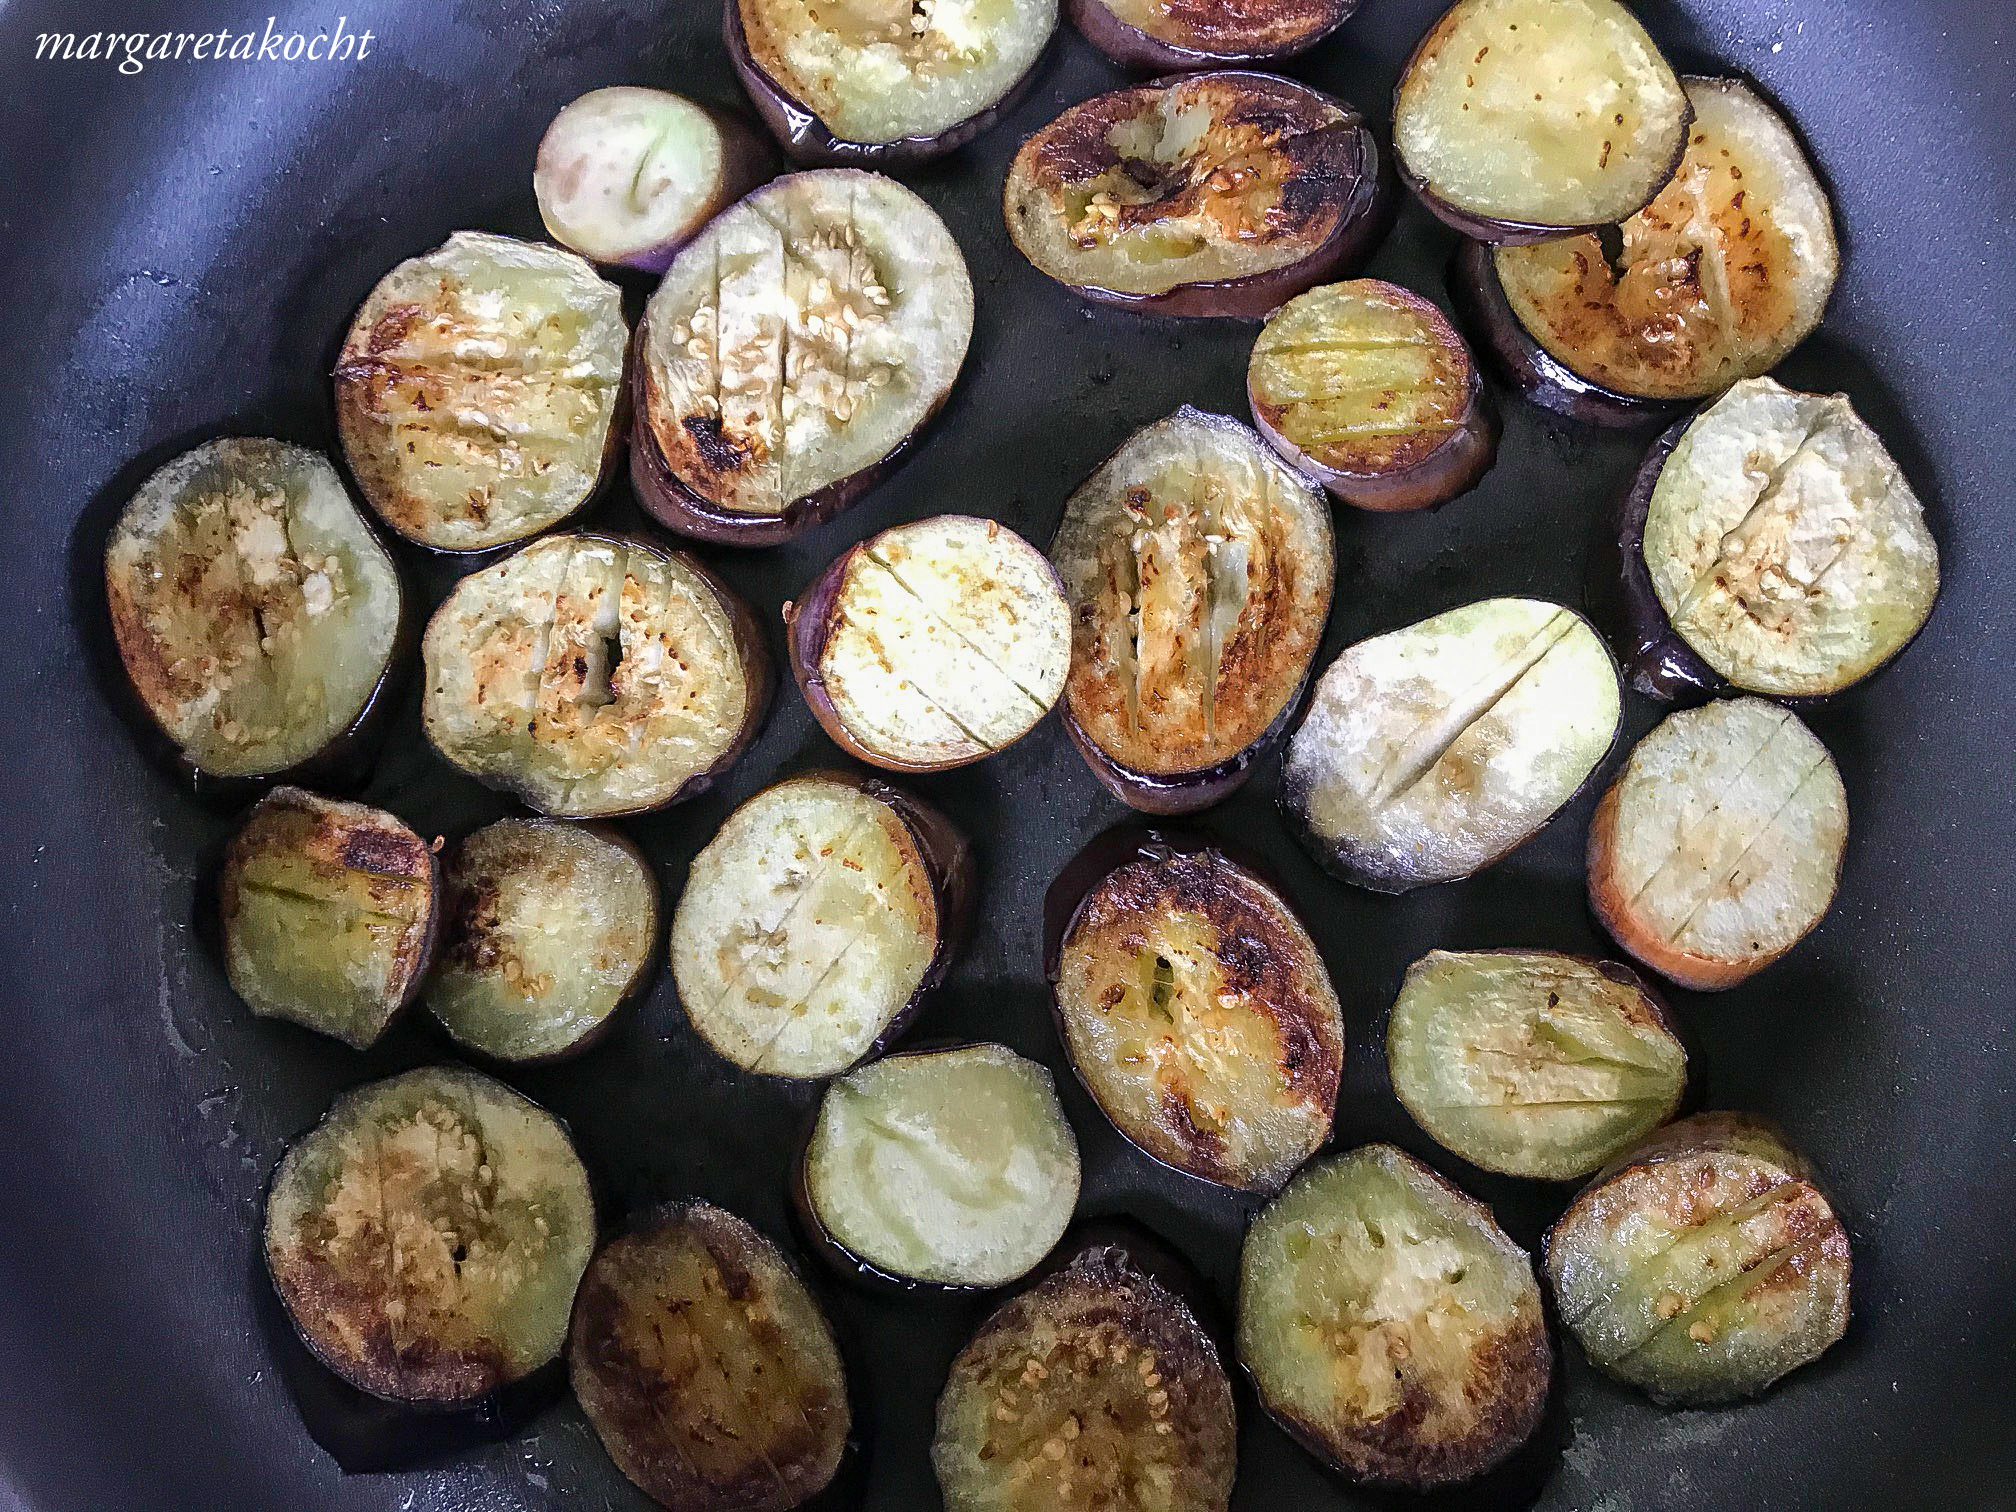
264, 1066, 596, 1406
1070, 0, 1358, 71
427, 819, 659, 1063
422, 532, 770, 818
334, 232, 628, 553
1387, 949, 1686, 1181
1588, 697, 1847, 990
220, 786, 438, 1049
1238, 1144, 1550, 1489
1546, 1112, 1852, 1405
570, 1201, 853, 1512
105, 438, 403, 783
1282, 598, 1622, 893
1051, 407, 1334, 813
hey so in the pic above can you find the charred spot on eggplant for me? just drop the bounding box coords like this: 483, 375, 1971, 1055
1249, 279, 1498, 512
1589, 697, 1847, 991
1282, 598, 1622, 893
422, 532, 770, 818
1491, 79, 1838, 402
105, 438, 404, 782
933, 1232, 1237, 1512
1393, 0, 1691, 241
1070, 0, 1358, 71
790, 515, 1070, 771
1050, 838, 1344, 1192
798, 1043, 1081, 1290
1004, 72, 1390, 318
1388, 949, 1686, 1181
569, 1200, 852, 1512
1626, 377, 1940, 701
671, 771, 973, 1079
220, 787, 439, 1049
334, 232, 628, 553
1051, 407, 1333, 814
1238, 1144, 1550, 1489
427, 819, 659, 1063
1546, 1113, 1851, 1405
264, 1066, 596, 1408
635, 170, 973, 546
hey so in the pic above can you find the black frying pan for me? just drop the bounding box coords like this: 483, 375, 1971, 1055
1, 1, 2012, 1508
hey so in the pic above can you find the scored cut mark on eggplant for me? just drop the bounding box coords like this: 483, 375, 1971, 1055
264, 1066, 596, 1407
534, 87, 771, 273
1049, 834, 1345, 1192
933, 1232, 1238, 1512
1282, 598, 1622, 893
570, 1201, 853, 1512
729, 0, 1057, 164
422, 532, 770, 818
1392, 0, 1692, 242
1387, 949, 1686, 1181
635, 169, 974, 546
1238, 1144, 1550, 1490
1546, 1112, 1852, 1406
1004, 72, 1391, 319
1070, 0, 1358, 72
1589, 697, 1847, 991
334, 232, 629, 553
790, 515, 1071, 771
1050, 407, 1333, 814
671, 771, 973, 1079
1248, 279, 1498, 512
427, 819, 659, 1063
105, 438, 404, 783
220, 787, 439, 1049
797, 1043, 1081, 1291
1622, 376, 1940, 701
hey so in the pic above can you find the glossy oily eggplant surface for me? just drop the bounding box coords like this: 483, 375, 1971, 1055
1070, 0, 1359, 71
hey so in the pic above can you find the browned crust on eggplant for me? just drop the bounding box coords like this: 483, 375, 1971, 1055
1084, 0, 1355, 62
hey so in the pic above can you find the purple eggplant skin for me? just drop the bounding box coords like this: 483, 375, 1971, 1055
1067, 0, 1357, 72
1614, 415, 1726, 700
725, 0, 1050, 168
1041, 822, 1270, 978
1449, 241, 1685, 429
1033, 1219, 1229, 1348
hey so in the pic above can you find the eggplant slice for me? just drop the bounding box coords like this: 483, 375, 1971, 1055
1051, 407, 1334, 813
635, 170, 974, 546
671, 771, 972, 1079
1546, 1113, 1852, 1405
1589, 697, 1847, 991
933, 1235, 1237, 1512
1050, 837, 1344, 1192
1387, 950, 1686, 1181
427, 819, 659, 1063
798, 1043, 1081, 1290
1004, 72, 1389, 318
1629, 377, 1940, 700
1248, 279, 1498, 512
264, 1066, 596, 1406
570, 1201, 853, 1512
1491, 78, 1839, 404
220, 787, 439, 1049
1070, 0, 1358, 71
1282, 598, 1621, 893
334, 232, 628, 553
1392, 0, 1692, 241
422, 532, 769, 818
105, 438, 403, 782
1238, 1144, 1550, 1489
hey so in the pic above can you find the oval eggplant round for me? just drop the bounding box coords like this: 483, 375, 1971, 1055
671, 770, 974, 1080
1051, 407, 1334, 814
631, 170, 974, 547
1069, 0, 1357, 72
792, 1042, 1081, 1295
334, 232, 630, 553
727, 0, 1055, 167
422, 531, 773, 819
534, 87, 772, 273
1248, 280, 1499, 511
1004, 71, 1393, 319
788, 515, 1071, 773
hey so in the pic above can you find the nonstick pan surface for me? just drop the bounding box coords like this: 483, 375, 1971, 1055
1, 1, 2011, 1508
